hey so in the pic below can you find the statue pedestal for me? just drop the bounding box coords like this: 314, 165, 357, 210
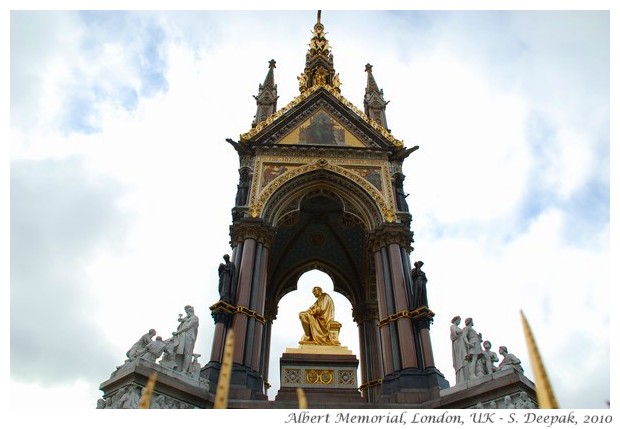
99, 359, 211, 409
274, 344, 363, 405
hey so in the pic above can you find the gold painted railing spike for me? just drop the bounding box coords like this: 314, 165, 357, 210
138, 372, 158, 409
297, 387, 308, 409
520, 310, 559, 409
214, 329, 235, 409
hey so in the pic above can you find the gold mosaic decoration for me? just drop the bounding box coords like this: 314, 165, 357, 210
249, 157, 395, 222
239, 83, 403, 148
305, 369, 334, 385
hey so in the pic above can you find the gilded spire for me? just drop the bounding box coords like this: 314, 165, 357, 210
298, 10, 340, 93
252, 59, 279, 128
364, 63, 389, 130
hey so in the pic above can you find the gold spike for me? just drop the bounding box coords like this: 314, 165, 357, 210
214, 330, 235, 409
520, 310, 559, 408
138, 372, 158, 409
297, 387, 308, 409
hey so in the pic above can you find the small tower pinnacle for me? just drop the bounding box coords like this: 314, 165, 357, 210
364, 63, 390, 130
252, 59, 279, 128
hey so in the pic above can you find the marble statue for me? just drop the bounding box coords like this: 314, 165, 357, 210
450, 315, 467, 384
171, 305, 200, 374
498, 346, 524, 373
481, 340, 499, 375
515, 392, 535, 409
189, 353, 202, 380
299, 286, 335, 345
503, 395, 516, 409
463, 318, 483, 379
134, 336, 168, 362
218, 254, 236, 304
126, 329, 156, 360
116, 385, 140, 409
411, 260, 428, 309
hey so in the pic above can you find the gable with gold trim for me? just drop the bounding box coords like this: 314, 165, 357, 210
239, 84, 404, 150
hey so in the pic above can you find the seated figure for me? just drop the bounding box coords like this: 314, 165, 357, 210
299, 286, 337, 345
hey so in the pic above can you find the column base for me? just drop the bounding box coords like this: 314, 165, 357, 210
380, 367, 450, 404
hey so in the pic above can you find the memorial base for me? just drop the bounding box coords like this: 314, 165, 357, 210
274, 344, 363, 405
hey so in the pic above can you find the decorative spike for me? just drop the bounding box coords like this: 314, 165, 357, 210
214, 330, 234, 409
252, 60, 278, 128
364, 63, 390, 130
520, 310, 559, 409
138, 372, 158, 409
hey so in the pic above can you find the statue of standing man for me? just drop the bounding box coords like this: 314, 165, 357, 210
172, 305, 199, 374
218, 254, 235, 304
299, 286, 335, 345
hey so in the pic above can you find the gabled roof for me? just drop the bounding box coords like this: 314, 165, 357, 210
239, 83, 404, 150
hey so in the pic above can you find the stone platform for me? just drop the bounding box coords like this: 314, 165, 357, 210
274, 344, 363, 405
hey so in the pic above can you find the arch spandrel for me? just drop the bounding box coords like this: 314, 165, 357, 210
250, 157, 396, 225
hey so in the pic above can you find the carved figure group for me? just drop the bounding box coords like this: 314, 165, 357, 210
113, 305, 201, 379
450, 315, 524, 385
126, 329, 156, 360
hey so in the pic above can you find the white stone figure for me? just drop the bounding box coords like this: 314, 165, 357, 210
134, 336, 168, 362
450, 315, 468, 384
462, 318, 483, 380
503, 395, 516, 409
481, 340, 499, 375
126, 329, 156, 360
150, 394, 166, 409
497, 346, 524, 373
190, 353, 202, 380
171, 305, 200, 374
116, 386, 140, 409
515, 392, 535, 409
159, 338, 177, 370
489, 400, 497, 409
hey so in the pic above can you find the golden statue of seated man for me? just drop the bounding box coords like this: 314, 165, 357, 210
299, 286, 336, 345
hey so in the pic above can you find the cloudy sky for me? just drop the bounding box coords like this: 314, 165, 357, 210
6, 3, 614, 416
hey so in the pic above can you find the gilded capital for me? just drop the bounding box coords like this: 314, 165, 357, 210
367, 223, 413, 252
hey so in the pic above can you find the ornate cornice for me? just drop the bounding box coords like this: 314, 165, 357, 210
367, 222, 413, 252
